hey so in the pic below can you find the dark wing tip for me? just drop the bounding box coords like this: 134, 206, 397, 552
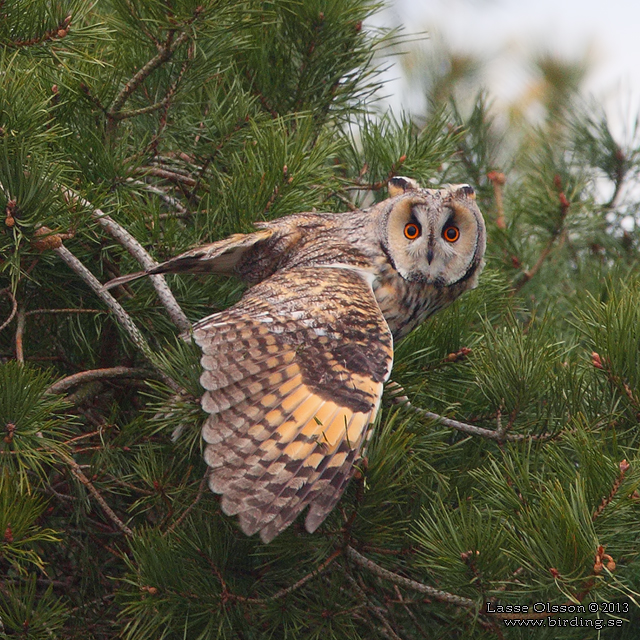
100, 270, 147, 292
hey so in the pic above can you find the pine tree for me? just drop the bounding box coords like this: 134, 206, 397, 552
1, 2, 640, 638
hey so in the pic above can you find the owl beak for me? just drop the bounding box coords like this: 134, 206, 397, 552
426, 233, 435, 264
426, 248, 434, 264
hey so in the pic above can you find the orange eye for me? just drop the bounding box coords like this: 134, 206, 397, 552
404, 223, 421, 239
443, 225, 460, 242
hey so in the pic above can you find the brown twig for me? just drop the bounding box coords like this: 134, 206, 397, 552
240, 550, 342, 604
58, 451, 133, 537
131, 166, 198, 187
592, 352, 640, 414
603, 146, 627, 210
121, 0, 160, 49
392, 585, 430, 639
164, 469, 210, 535
513, 175, 570, 293
592, 459, 630, 521
341, 568, 408, 640
513, 231, 565, 292
7, 14, 72, 48
0, 287, 17, 332
328, 190, 358, 211
487, 171, 506, 229
244, 69, 279, 118
108, 8, 201, 119
46, 367, 156, 395
149, 51, 192, 156
15, 307, 25, 363
108, 476, 155, 496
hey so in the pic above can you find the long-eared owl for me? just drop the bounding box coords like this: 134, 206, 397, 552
108, 177, 486, 542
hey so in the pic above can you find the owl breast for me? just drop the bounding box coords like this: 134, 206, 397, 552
370, 260, 449, 341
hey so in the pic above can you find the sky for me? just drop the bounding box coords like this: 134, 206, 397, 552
375, 0, 640, 136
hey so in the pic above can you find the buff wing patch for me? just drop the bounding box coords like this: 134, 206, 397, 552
193, 267, 393, 543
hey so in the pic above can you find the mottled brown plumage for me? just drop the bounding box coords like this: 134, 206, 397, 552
107, 177, 486, 542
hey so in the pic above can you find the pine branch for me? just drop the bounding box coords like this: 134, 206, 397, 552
61, 188, 191, 334
164, 469, 210, 535
392, 585, 430, 640
119, 0, 161, 49
513, 174, 570, 292
51, 241, 183, 393
108, 12, 200, 119
114, 50, 191, 124
347, 548, 567, 622
111, 98, 174, 121
592, 459, 630, 521
6, 14, 72, 48
343, 570, 406, 640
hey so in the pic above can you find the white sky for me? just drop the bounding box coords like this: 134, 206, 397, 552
375, 0, 640, 134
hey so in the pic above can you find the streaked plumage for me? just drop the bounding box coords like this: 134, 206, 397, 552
107, 177, 486, 542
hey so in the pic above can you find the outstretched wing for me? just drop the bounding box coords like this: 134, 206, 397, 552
102, 228, 275, 290
193, 266, 393, 543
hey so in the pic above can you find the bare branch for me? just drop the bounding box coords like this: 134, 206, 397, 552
26, 308, 104, 316
346, 546, 476, 609
61, 188, 191, 334
131, 166, 198, 187
487, 171, 507, 229
52, 243, 182, 392
54, 244, 151, 356
110, 96, 174, 121
126, 179, 188, 216
58, 451, 133, 536
46, 366, 156, 395
15, 307, 25, 363
240, 550, 342, 604
164, 469, 210, 535
0, 288, 17, 332
347, 547, 566, 622
387, 384, 547, 442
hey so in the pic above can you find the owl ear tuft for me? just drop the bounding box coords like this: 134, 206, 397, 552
388, 176, 420, 198
455, 184, 476, 199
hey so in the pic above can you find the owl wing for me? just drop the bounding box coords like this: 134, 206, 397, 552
193, 266, 393, 543
102, 228, 275, 290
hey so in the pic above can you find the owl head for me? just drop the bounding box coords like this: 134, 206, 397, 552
381, 177, 486, 289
